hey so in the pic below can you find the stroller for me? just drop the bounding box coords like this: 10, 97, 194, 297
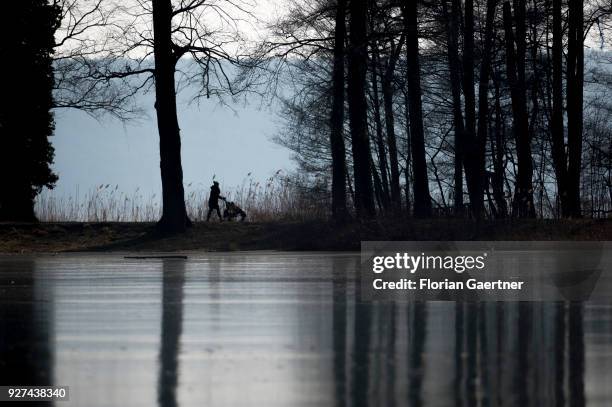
220, 197, 247, 222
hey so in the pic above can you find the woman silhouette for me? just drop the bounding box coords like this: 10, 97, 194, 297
206, 181, 223, 221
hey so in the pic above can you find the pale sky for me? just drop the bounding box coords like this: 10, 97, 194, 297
50, 90, 293, 198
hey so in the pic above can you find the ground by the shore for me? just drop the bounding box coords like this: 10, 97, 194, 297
0, 218, 610, 253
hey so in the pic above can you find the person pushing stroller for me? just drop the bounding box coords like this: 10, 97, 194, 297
206, 181, 247, 222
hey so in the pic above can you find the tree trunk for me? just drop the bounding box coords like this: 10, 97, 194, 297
550, 0, 569, 216
474, 0, 498, 218
566, 0, 584, 217
404, 92, 412, 213
503, 1, 535, 218
443, 0, 465, 215
492, 73, 508, 217
463, 0, 484, 218
371, 158, 386, 211
330, 0, 349, 220
528, 1, 544, 217
153, 0, 190, 233
403, 0, 431, 218
382, 37, 404, 212
370, 44, 390, 210
347, 0, 376, 217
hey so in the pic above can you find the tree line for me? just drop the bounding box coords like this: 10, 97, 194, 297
264, 0, 612, 220
1, 0, 611, 231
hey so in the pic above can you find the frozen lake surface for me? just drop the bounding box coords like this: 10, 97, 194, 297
1, 252, 611, 406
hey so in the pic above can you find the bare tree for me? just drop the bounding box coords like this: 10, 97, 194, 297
402, 0, 431, 217
550, 0, 568, 216
442, 0, 465, 214
348, 0, 376, 217
474, 0, 498, 217
53, 0, 256, 232
53, 0, 145, 119
152, 0, 189, 232
503, 0, 535, 217
462, 0, 483, 217
566, 0, 585, 217
381, 34, 404, 212
330, 0, 349, 220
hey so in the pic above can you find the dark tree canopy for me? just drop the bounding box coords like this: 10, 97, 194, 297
264, 0, 612, 220
0, 1, 60, 221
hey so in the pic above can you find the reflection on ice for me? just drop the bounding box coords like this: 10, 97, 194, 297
0, 253, 611, 406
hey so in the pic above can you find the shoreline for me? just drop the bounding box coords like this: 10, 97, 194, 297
0, 218, 610, 253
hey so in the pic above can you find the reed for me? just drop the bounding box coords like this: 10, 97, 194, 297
35, 172, 328, 222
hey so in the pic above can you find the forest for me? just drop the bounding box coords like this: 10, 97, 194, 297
0, 0, 611, 235
266, 0, 612, 221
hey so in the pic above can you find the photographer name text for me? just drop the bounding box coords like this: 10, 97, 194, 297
370, 252, 524, 291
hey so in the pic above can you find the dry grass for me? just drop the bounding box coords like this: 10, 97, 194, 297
35, 173, 328, 222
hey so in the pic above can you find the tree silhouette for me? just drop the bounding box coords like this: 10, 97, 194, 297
329, 0, 349, 220
503, 1, 535, 218
152, 0, 190, 233
0, 1, 60, 221
53, 0, 256, 233
402, 0, 431, 218
348, 0, 376, 218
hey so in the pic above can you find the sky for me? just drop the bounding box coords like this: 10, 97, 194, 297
50, 92, 293, 198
